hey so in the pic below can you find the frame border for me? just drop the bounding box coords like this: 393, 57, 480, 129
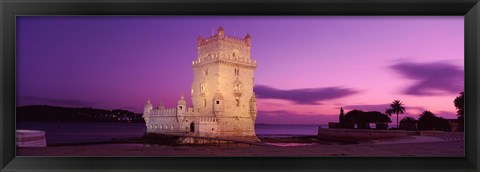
1, 0, 479, 171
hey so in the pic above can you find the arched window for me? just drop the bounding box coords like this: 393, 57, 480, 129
234, 68, 239, 76
154, 124, 158, 129
236, 99, 240, 107
160, 125, 163, 129
204, 99, 207, 107
204, 68, 208, 75
216, 100, 220, 104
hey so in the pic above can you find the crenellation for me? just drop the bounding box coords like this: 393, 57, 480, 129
198, 34, 248, 47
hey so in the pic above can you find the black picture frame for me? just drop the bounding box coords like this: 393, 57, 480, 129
1, 0, 478, 171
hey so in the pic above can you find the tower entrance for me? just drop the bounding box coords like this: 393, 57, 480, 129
190, 122, 195, 132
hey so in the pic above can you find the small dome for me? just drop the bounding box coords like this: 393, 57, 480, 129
245, 32, 251, 45
157, 101, 165, 109
197, 35, 203, 45
245, 32, 251, 39
178, 94, 187, 105
217, 25, 224, 35
144, 99, 153, 110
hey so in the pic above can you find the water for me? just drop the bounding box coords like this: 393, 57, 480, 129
255, 124, 325, 137
17, 121, 146, 144
16, 121, 324, 144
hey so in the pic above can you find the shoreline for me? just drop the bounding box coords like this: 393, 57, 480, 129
44, 130, 464, 147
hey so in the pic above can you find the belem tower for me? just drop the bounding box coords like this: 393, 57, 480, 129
143, 26, 260, 142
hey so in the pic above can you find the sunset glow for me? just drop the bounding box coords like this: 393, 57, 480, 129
16, 16, 464, 125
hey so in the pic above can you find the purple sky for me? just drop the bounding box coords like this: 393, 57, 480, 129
16, 16, 464, 125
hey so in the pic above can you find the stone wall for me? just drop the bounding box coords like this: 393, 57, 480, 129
318, 128, 420, 142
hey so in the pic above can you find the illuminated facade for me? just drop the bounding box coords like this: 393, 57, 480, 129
143, 26, 259, 142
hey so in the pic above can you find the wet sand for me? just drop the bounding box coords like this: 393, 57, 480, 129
17, 140, 464, 157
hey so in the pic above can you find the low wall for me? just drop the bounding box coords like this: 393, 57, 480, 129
16, 130, 47, 147
318, 128, 420, 142
318, 128, 460, 142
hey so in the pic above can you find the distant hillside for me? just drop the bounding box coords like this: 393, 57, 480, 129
16, 105, 144, 123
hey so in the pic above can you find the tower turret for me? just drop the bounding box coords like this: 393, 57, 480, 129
158, 100, 165, 110
245, 32, 251, 46
217, 25, 224, 36
143, 99, 153, 115
177, 94, 187, 116
197, 35, 203, 45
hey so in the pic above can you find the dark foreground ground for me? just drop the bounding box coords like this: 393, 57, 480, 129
17, 139, 464, 157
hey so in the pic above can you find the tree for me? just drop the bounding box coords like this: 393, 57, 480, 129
343, 110, 363, 128
417, 110, 448, 131
388, 100, 406, 129
399, 117, 417, 130
343, 110, 391, 129
454, 92, 464, 118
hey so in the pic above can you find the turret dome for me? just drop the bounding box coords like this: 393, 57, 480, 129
157, 100, 165, 109
217, 25, 224, 36
144, 99, 153, 109
245, 32, 251, 46
197, 35, 203, 45
178, 94, 187, 105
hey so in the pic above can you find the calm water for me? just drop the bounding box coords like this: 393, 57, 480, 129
17, 121, 325, 144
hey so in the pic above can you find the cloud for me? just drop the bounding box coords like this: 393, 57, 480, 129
343, 104, 425, 113
390, 61, 463, 96
254, 85, 358, 105
343, 104, 391, 112
18, 96, 93, 107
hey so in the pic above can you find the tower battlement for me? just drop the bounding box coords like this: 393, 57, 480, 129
198, 34, 250, 47
197, 26, 251, 47
194, 26, 255, 68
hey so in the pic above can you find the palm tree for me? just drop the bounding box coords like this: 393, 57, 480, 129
389, 100, 406, 129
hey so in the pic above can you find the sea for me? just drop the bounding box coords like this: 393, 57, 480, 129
16, 121, 327, 145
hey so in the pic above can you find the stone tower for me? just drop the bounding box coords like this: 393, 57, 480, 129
191, 26, 258, 140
